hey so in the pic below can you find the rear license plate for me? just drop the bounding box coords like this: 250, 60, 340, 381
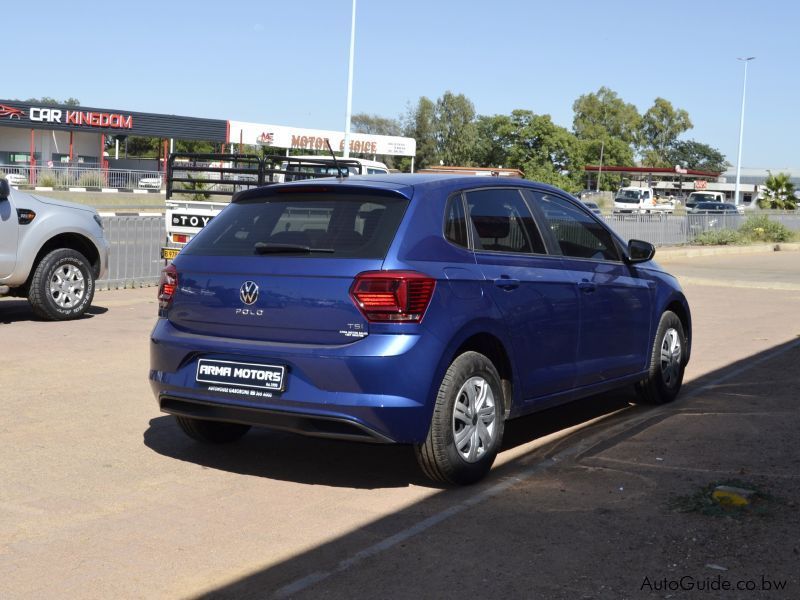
161, 247, 180, 260
196, 359, 285, 392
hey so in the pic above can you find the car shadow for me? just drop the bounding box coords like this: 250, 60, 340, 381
0, 299, 108, 323
142, 389, 637, 490
194, 340, 800, 600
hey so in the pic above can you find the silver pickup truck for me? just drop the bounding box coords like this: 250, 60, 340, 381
0, 177, 109, 320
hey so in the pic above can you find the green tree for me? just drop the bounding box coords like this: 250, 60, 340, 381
175, 140, 216, 154
352, 113, 402, 136
474, 109, 584, 191
571, 87, 640, 190
573, 87, 640, 144
758, 171, 797, 209
639, 98, 692, 166
667, 140, 728, 173
125, 136, 159, 157
404, 97, 438, 169
472, 113, 515, 168
18, 96, 81, 106
185, 173, 211, 201
432, 91, 477, 166
351, 112, 404, 168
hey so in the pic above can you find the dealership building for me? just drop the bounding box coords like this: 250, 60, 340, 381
0, 99, 228, 170
0, 99, 416, 185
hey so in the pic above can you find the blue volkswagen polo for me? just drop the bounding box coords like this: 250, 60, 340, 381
150, 175, 691, 484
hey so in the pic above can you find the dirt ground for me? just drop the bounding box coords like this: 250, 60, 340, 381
1, 250, 799, 599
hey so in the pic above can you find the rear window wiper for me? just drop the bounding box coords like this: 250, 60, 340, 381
253, 242, 335, 254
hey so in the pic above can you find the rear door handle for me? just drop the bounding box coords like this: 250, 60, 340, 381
494, 277, 520, 290
578, 281, 596, 294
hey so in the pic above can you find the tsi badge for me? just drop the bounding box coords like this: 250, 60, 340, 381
236, 281, 263, 316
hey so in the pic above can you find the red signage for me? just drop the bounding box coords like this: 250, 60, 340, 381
288, 134, 379, 154
0, 104, 25, 119
65, 111, 133, 129
26, 106, 133, 130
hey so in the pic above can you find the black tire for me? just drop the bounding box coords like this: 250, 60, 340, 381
28, 249, 95, 321
415, 352, 505, 485
635, 310, 687, 405
175, 416, 251, 443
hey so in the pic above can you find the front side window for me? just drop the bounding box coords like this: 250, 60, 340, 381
534, 193, 620, 261
465, 188, 546, 254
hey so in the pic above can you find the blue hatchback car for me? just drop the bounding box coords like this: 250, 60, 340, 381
150, 174, 691, 484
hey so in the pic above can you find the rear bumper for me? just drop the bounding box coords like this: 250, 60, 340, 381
149, 318, 446, 444
159, 395, 394, 443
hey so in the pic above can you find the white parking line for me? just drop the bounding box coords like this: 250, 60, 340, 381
272, 337, 800, 599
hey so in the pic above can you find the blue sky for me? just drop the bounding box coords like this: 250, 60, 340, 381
6, 0, 798, 168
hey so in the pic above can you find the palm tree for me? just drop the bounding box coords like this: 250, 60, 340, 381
758, 171, 797, 209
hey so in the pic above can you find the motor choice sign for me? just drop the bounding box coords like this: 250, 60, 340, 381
258, 130, 379, 154
230, 120, 417, 157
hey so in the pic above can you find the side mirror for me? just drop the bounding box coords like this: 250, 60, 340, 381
0, 178, 10, 200
627, 239, 655, 263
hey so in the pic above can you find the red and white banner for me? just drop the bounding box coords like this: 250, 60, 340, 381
228, 120, 416, 157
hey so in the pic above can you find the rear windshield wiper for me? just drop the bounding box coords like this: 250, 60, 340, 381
253, 242, 335, 254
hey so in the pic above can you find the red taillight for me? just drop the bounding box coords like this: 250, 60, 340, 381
350, 271, 436, 323
172, 233, 189, 244
158, 264, 178, 310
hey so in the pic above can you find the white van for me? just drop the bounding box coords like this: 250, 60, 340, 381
613, 186, 675, 214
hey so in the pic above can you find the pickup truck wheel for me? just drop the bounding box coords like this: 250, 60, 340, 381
175, 416, 251, 443
634, 311, 686, 405
28, 249, 95, 321
415, 352, 505, 485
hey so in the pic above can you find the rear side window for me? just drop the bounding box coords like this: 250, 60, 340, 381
183, 193, 408, 258
465, 188, 545, 254
534, 193, 620, 261
444, 195, 469, 248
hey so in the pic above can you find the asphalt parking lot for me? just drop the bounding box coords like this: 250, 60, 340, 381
1, 249, 799, 599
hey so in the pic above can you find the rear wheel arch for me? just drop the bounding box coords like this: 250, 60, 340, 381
449, 332, 514, 417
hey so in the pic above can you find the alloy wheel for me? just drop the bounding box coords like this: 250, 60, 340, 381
452, 376, 497, 463
49, 264, 86, 308
660, 328, 682, 389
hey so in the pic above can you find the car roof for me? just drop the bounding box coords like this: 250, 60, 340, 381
233, 173, 567, 203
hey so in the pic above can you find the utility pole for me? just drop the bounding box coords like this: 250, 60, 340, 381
596, 140, 605, 192
734, 57, 755, 205
342, 0, 357, 159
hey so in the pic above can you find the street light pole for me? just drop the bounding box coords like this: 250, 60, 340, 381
342, 0, 357, 159
734, 56, 755, 206
596, 140, 604, 192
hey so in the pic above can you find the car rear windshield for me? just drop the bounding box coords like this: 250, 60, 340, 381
182, 192, 408, 258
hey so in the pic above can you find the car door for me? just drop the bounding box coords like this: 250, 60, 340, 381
527, 190, 653, 387
0, 192, 18, 277
463, 187, 580, 402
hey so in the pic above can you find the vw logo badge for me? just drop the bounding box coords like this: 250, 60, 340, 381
240, 281, 259, 305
